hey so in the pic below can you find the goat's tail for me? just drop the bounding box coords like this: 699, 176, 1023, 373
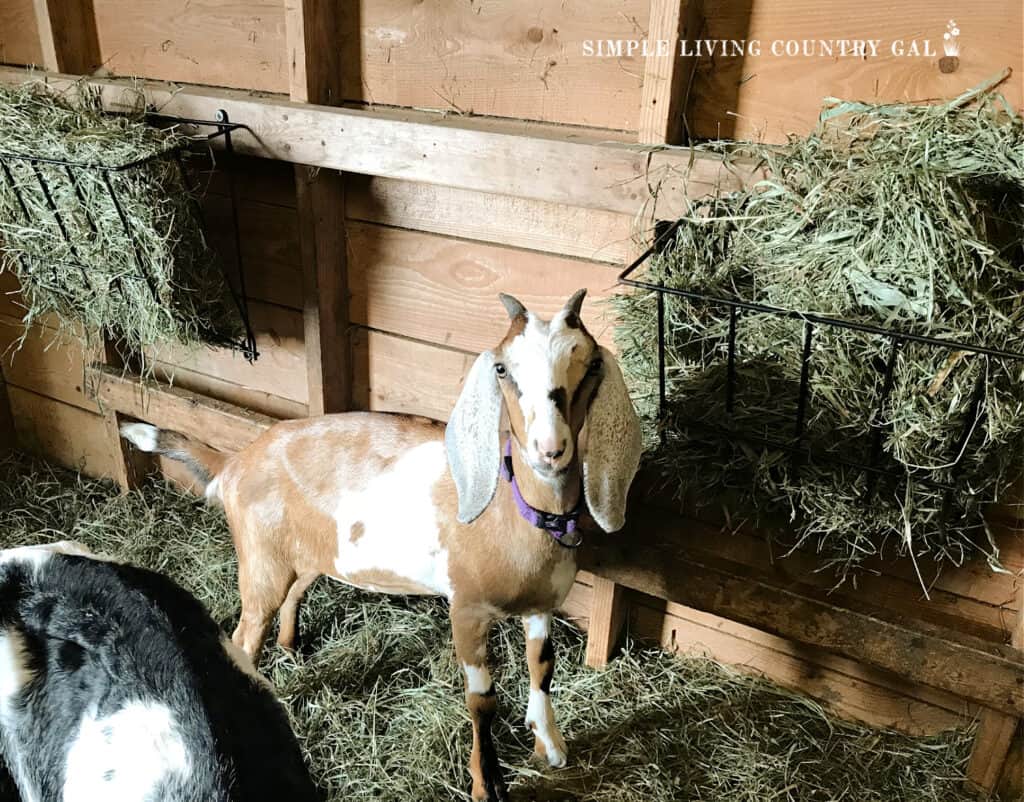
119, 423, 227, 502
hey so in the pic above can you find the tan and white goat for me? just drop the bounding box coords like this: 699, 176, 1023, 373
121, 289, 642, 802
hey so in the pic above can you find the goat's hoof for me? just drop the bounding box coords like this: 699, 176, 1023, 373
472, 778, 509, 802
531, 729, 568, 768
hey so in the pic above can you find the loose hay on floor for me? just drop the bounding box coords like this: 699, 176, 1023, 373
0, 455, 984, 801
0, 80, 243, 359
615, 76, 1024, 584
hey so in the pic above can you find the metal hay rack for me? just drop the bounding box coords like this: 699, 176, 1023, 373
619, 219, 1024, 516
0, 109, 259, 360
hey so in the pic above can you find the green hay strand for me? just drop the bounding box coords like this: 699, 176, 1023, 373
0, 454, 985, 801
0, 79, 243, 361
615, 78, 1024, 583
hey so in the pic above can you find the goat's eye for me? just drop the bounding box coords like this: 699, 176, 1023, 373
587, 358, 603, 375
494, 363, 507, 378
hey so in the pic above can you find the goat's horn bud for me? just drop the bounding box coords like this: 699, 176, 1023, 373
499, 293, 527, 320
564, 288, 587, 316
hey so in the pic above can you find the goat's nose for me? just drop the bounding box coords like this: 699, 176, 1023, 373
534, 438, 567, 461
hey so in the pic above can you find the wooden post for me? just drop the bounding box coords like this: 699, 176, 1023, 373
637, 0, 704, 145
585, 576, 626, 669
286, 0, 351, 416
34, 0, 146, 488
967, 578, 1023, 794
100, 339, 156, 492
32, 0, 101, 74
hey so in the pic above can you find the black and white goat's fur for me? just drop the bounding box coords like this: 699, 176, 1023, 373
0, 541, 319, 802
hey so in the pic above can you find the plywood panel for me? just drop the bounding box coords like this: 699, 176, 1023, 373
0, 0, 43, 65
92, 0, 288, 92
348, 0, 647, 130
347, 222, 621, 353
346, 175, 637, 264
9, 386, 118, 478
352, 328, 473, 422
691, 0, 1024, 142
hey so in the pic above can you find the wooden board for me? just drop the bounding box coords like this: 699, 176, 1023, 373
0, 0, 42, 66
691, 0, 1024, 142
89, 364, 273, 453
0, 68, 753, 220
0, 316, 100, 413
347, 222, 621, 353
8, 385, 118, 477
347, 0, 648, 131
143, 300, 308, 407
346, 175, 637, 265
33, 0, 101, 74
638, 0, 703, 144
352, 328, 473, 422
91, 0, 288, 93
631, 595, 970, 734
582, 509, 1024, 716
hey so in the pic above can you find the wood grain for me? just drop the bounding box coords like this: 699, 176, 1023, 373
638, 0, 703, 143
9, 386, 117, 477
582, 507, 1024, 716
690, 0, 1023, 142
0, 67, 753, 219
143, 300, 308, 407
91, 0, 287, 93
89, 364, 273, 453
0, 316, 100, 413
32, 0, 101, 73
631, 596, 970, 734
348, 0, 647, 130
585, 576, 626, 668
346, 175, 637, 265
0, 0, 42, 66
347, 222, 621, 354
352, 328, 473, 422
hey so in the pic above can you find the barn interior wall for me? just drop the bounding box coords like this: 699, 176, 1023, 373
0, 0, 1021, 747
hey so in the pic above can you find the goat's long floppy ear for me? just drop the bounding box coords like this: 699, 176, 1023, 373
582, 348, 642, 532
445, 350, 503, 524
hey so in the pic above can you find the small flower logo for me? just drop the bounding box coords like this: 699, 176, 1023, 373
939, 19, 960, 73
942, 19, 960, 57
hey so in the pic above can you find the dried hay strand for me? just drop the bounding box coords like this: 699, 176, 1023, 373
0, 79, 243, 361
0, 454, 983, 801
615, 76, 1024, 584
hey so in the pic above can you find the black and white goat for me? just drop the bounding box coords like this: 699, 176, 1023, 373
0, 541, 319, 802
120, 289, 643, 801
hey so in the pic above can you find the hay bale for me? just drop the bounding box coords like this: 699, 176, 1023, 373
0, 80, 243, 360
0, 454, 982, 801
615, 76, 1024, 583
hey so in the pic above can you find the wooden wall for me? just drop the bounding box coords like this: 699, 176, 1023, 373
1, 0, 1022, 752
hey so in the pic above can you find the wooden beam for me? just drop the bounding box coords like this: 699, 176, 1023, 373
88, 364, 275, 453
581, 509, 1024, 717
585, 576, 626, 669
286, 0, 351, 416
296, 168, 349, 414
638, 0, 703, 144
967, 579, 1024, 793
31, 0, 101, 74
0, 67, 756, 220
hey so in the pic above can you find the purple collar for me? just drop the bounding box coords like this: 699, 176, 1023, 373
501, 440, 583, 548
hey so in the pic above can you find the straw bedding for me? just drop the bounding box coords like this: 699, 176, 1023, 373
615, 77, 1024, 583
0, 454, 983, 801
0, 80, 242, 360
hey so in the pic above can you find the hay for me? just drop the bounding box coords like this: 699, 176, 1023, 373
0, 79, 243, 361
615, 76, 1024, 583
0, 453, 984, 801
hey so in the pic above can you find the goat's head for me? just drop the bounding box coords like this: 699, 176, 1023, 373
445, 290, 642, 532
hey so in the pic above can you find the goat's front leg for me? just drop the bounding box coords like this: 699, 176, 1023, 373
452, 604, 508, 802
522, 612, 567, 767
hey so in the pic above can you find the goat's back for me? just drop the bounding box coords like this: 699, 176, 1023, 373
0, 543, 319, 802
